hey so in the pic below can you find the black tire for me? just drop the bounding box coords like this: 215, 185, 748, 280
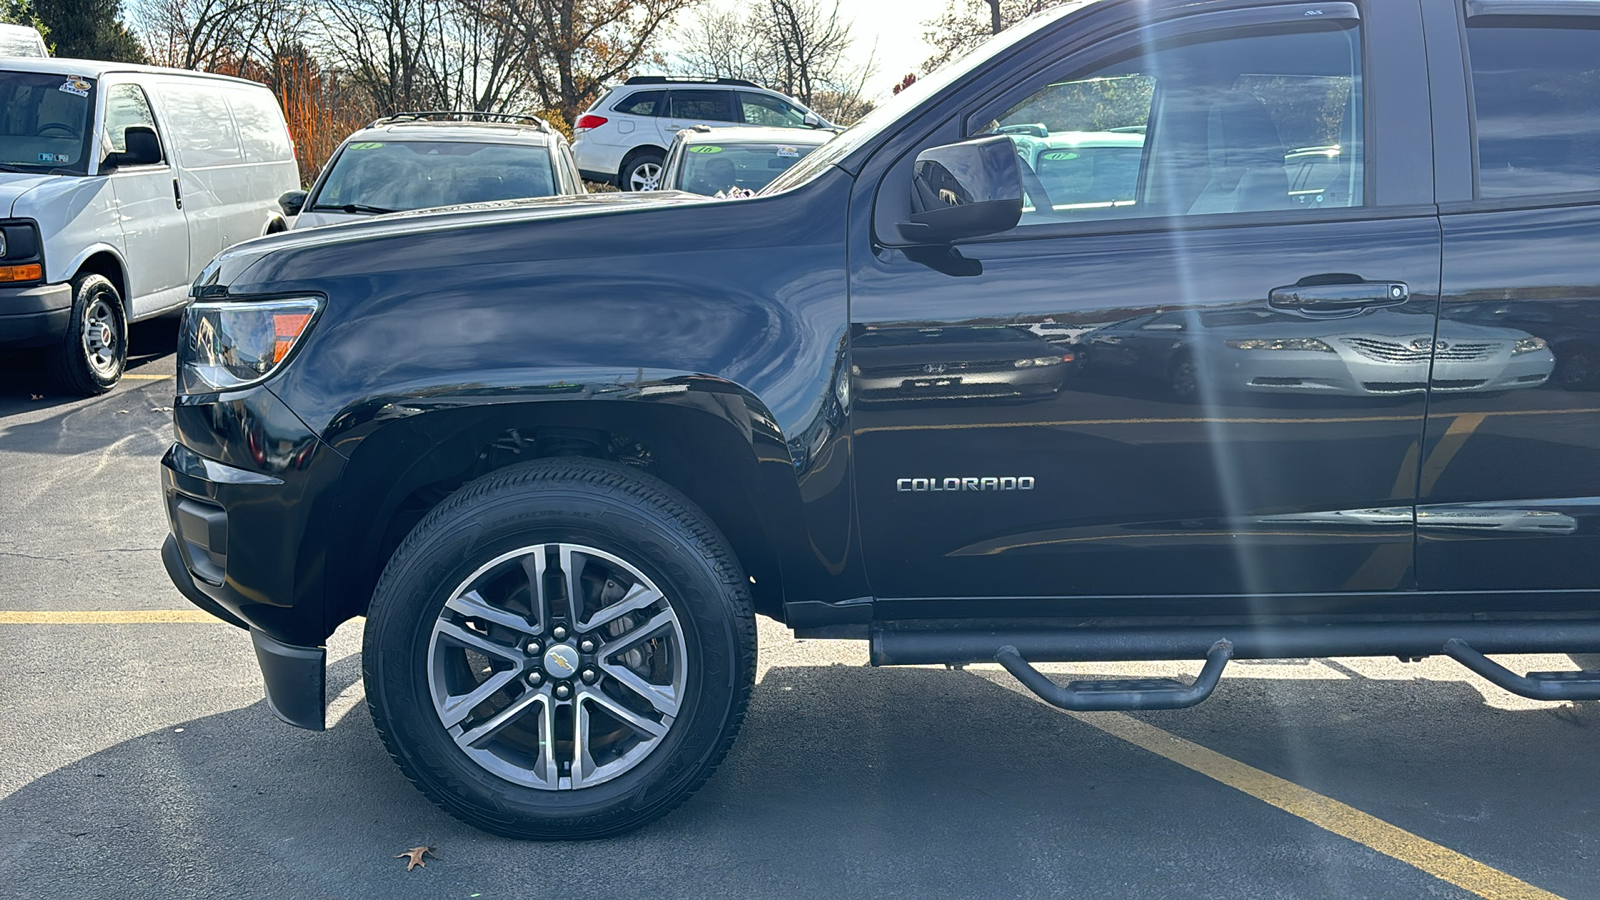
620, 152, 664, 192
46, 273, 125, 396
364, 458, 756, 839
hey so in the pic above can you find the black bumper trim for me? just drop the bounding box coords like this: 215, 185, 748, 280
0, 282, 72, 346
251, 628, 326, 731
160, 534, 249, 629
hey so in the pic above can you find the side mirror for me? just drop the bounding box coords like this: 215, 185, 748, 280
802, 111, 826, 129
278, 190, 307, 217
106, 126, 163, 168
899, 136, 1024, 244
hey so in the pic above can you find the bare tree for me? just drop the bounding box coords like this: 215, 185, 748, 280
483, 0, 699, 126
135, 0, 309, 71
922, 0, 1067, 72
675, 0, 876, 115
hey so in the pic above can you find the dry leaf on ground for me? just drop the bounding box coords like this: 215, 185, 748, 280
395, 845, 435, 871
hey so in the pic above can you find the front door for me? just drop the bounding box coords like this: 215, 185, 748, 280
102, 81, 188, 317
850, 3, 1440, 611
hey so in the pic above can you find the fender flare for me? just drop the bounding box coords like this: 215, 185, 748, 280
58, 241, 129, 289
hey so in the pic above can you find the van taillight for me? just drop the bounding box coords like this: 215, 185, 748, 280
575, 115, 607, 132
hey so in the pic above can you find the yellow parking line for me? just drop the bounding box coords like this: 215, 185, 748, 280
0, 609, 222, 624
121, 373, 173, 381
1070, 710, 1563, 900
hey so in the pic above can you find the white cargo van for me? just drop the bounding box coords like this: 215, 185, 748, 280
0, 60, 299, 394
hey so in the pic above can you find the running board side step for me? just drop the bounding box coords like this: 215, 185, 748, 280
995, 640, 1234, 711
1442, 638, 1600, 701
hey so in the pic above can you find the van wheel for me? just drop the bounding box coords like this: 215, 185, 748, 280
622, 153, 663, 191
47, 273, 125, 396
364, 458, 756, 839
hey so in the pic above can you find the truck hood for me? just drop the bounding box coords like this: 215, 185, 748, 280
0, 171, 73, 217
196, 190, 715, 292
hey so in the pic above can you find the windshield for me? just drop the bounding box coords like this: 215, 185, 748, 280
760, 2, 1089, 195
0, 71, 94, 173
674, 142, 822, 194
309, 140, 557, 213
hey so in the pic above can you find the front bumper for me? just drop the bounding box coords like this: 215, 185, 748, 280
160, 385, 347, 729
0, 282, 72, 347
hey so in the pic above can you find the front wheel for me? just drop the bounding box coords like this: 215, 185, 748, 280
46, 273, 125, 395
364, 458, 756, 839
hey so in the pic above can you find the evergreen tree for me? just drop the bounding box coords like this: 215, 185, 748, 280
8, 0, 145, 62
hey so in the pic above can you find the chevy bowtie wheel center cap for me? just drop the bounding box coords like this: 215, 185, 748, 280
543, 643, 580, 678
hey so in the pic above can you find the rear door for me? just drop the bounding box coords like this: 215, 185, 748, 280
849, 1, 1441, 610
664, 89, 737, 136
1418, 0, 1600, 591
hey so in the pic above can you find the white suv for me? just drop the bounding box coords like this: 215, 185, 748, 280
572, 76, 832, 191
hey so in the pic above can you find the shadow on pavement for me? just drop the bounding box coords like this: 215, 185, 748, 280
0, 314, 181, 412
6, 657, 1594, 899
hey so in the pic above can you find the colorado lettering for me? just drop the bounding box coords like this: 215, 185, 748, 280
895, 477, 1035, 492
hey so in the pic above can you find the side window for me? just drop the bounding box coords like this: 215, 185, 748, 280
740, 92, 806, 127
670, 90, 736, 122
613, 90, 664, 116
225, 87, 291, 164
103, 83, 160, 156
980, 22, 1363, 226
156, 81, 241, 167
1467, 20, 1600, 199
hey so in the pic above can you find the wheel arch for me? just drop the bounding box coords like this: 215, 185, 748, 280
618, 145, 667, 177
324, 394, 794, 633
63, 245, 130, 304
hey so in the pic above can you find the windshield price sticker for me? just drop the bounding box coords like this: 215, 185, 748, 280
37, 152, 69, 163
348, 142, 384, 150
59, 76, 91, 97
776, 146, 799, 157
688, 145, 723, 154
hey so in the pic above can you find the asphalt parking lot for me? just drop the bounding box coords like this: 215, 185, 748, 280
2, 329, 1597, 899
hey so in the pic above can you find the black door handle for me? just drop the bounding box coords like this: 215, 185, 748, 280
1269, 280, 1407, 315
173, 177, 183, 209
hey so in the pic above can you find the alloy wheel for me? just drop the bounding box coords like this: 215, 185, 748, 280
426, 543, 687, 790
629, 162, 662, 191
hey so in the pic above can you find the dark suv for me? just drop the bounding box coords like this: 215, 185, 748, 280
161, 0, 1600, 839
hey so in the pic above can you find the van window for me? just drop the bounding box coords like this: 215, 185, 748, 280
614, 90, 664, 116
225, 87, 290, 163
103, 83, 160, 155
0, 70, 93, 172
156, 80, 241, 167
1467, 20, 1600, 198
0, 24, 45, 57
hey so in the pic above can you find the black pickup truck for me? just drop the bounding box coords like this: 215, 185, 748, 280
161, 0, 1600, 838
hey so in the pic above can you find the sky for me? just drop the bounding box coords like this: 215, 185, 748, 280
686, 1, 944, 100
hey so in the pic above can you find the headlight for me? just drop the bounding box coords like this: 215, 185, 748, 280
1512, 337, 1548, 355
1013, 356, 1062, 369
178, 297, 321, 394
1226, 338, 1335, 352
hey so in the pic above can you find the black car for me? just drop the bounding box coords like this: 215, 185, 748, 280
162, 0, 1600, 839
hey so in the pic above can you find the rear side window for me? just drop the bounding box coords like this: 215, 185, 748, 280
156, 80, 241, 167
669, 90, 736, 122
225, 87, 291, 163
1467, 20, 1600, 198
614, 90, 664, 116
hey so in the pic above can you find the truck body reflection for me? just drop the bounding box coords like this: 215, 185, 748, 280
1078, 307, 1553, 399
852, 325, 1075, 404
